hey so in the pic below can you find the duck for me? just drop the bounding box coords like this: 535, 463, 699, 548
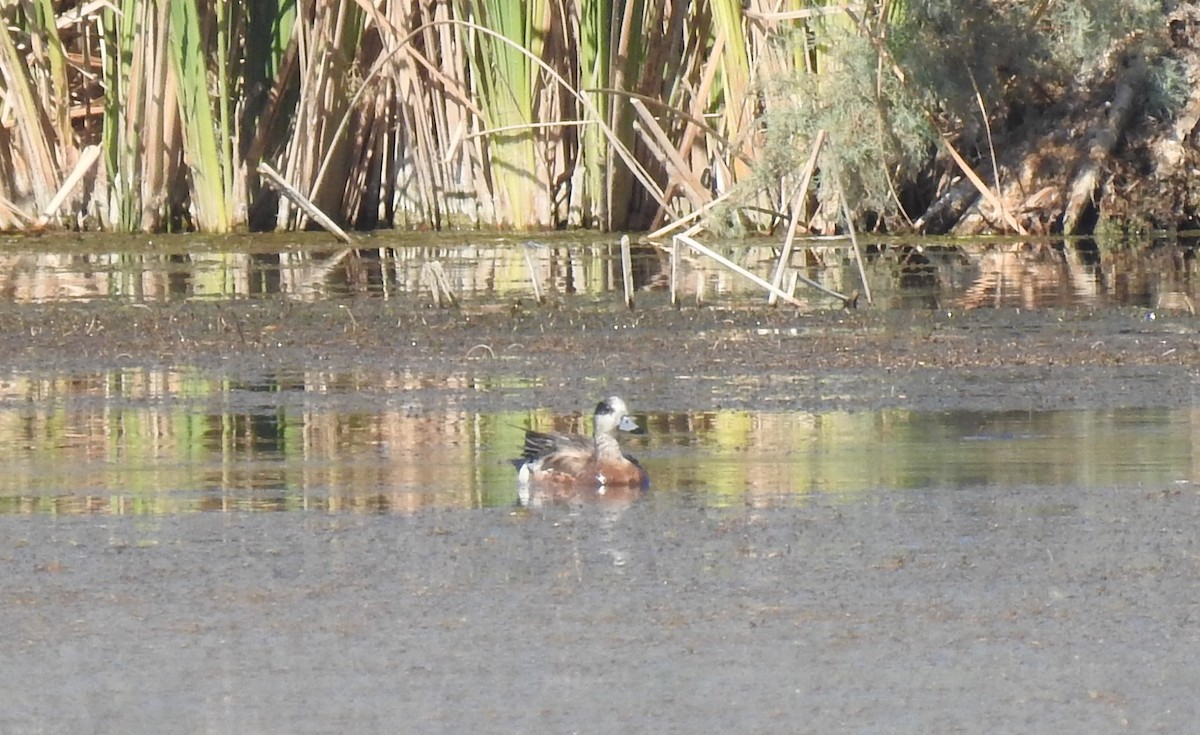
514, 396, 649, 491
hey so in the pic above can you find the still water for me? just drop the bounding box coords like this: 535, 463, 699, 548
0, 231, 1198, 310
2, 234, 1199, 515
0, 365, 1193, 514
4, 236, 1199, 733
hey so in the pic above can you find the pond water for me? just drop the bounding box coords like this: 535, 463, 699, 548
1, 233, 1197, 516
1, 231, 1197, 311
0, 366, 1196, 515
5, 233, 1200, 732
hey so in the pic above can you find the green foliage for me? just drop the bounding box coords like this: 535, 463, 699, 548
760, 27, 935, 224
168, 0, 232, 232
3, 0, 1181, 234
1145, 56, 1190, 121
1041, 0, 1162, 70
757, 0, 1170, 229
100, 0, 152, 231
576, 0, 613, 226
459, 0, 551, 229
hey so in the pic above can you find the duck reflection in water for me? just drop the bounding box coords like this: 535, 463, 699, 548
514, 396, 649, 507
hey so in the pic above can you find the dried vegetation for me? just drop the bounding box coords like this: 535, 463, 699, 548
0, 1, 1195, 237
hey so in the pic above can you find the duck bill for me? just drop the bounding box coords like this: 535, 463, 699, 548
617, 415, 644, 434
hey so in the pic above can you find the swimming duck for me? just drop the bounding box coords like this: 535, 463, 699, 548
515, 396, 649, 490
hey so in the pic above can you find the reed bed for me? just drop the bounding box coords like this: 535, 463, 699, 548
1, 0, 868, 234
4, 1, 1159, 237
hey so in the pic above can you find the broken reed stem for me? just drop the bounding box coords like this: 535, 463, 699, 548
36, 144, 101, 228
257, 162, 352, 244
669, 238, 679, 306
675, 231, 812, 307
620, 235, 635, 309
769, 129, 827, 305
522, 243, 544, 304
767, 220, 797, 307
644, 188, 736, 242
630, 99, 711, 209
835, 177, 872, 304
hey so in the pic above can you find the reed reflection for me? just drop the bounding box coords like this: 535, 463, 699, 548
0, 367, 528, 514
1, 369, 1200, 515
641, 407, 1200, 505
4, 235, 1198, 309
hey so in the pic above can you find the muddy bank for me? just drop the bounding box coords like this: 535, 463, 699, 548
3, 298, 1198, 413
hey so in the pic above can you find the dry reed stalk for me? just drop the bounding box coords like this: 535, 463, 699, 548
277, 0, 360, 228
14, 0, 784, 233
630, 99, 710, 210
433, 20, 668, 216
835, 177, 872, 304
675, 230, 808, 307
35, 144, 101, 227
419, 1, 481, 225
326, 14, 667, 230
601, 0, 641, 228
522, 243, 545, 304
258, 162, 352, 243
669, 238, 678, 306
0, 14, 63, 214
100, 0, 178, 230
644, 187, 736, 241
708, 2, 752, 180
768, 129, 826, 305
620, 234, 635, 309
648, 35, 723, 230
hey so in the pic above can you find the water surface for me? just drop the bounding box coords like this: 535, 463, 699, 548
4, 233, 1198, 733
1, 366, 1192, 514
2, 232, 1198, 311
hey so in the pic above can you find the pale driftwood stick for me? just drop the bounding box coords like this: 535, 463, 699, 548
620, 235, 635, 309
257, 162, 353, 244
769, 130, 827, 305
790, 262, 855, 304
669, 238, 679, 306
35, 144, 101, 228
835, 177, 872, 305
645, 188, 736, 241
522, 244, 545, 305
676, 232, 811, 307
